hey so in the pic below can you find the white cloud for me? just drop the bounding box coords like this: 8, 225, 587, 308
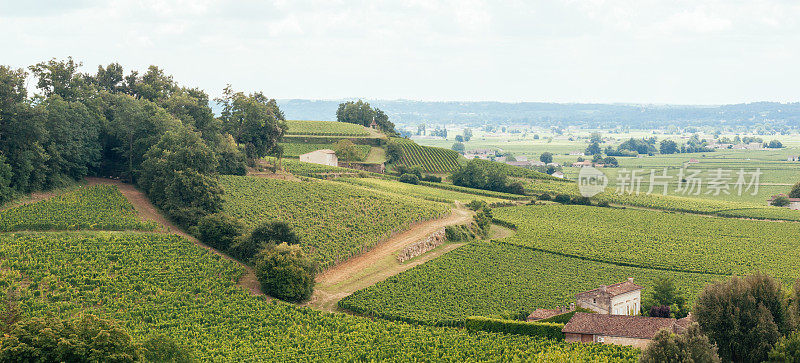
1, 0, 799, 104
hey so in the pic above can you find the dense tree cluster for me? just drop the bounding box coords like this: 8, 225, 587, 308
450, 160, 525, 195
336, 100, 396, 134
0, 58, 286, 230
694, 273, 800, 363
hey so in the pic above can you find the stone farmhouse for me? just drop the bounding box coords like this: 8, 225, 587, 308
299, 149, 338, 167
563, 313, 691, 349
576, 278, 642, 315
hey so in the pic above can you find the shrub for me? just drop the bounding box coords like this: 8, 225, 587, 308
399, 173, 420, 185
772, 195, 791, 207
464, 316, 564, 340
553, 194, 572, 204
229, 221, 299, 261
537, 193, 552, 201
649, 305, 671, 318
140, 335, 195, 363
445, 225, 475, 242
571, 196, 592, 205
640, 323, 719, 363
0, 315, 139, 362
197, 213, 244, 251
421, 175, 442, 183
254, 243, 316, 302
466, 200, 488, 211
597, 200, 610, 208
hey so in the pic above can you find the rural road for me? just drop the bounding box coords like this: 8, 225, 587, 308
305, 206, 473, 312
85, 178, 266, 297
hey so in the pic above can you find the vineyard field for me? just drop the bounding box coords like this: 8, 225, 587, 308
522, 179, 800, 221
0, 185, 156, 232
337, 178, 515, 204
218, 176, 449, 269
285, 120, 371, 136
339, 241, 721, 326
0, 232, 638, 361
494, 204, 800, 280
392, 138, 461, 172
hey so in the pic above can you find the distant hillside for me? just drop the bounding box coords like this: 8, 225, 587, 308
277, 99, 800, 129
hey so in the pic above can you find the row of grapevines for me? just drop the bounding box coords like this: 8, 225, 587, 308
523, 179, 800, 221
285, 120, 371, 136
393, 138, 461, 172
338, 178, 519, 204
218, 175, 449, 269
339, 241, 722, 326
0, 185, 157, 231
493, 204, 800, 280
0, 232, 638, 361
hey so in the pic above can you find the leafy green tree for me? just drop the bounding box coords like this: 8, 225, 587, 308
660, 139, 679, 154
452, 142, 465, 153
455, 135, 464, 142
336, 100, 396, 134
773, 195, 791, 207
769, 330, 800, 362
463, 128, 473, 142
603, 156, 618, 167
695, 273, 786, 362
139, 130, 222, 227
539, 152, 553, 164
399, 173, 420, 185
334, 139, 361, 161
791, 183, 800, 199
648, 277, 687, 318
229, 221, 300, 261
140, 335, 195, 363
590, 132, 603, 144
585, 142, 601, 156
386, 140, 402, 163
28, 57, 92, 101
254, 243, 316, 302
767, 140, 784, 149
640, 323, 720, 363
217, 86, 286, 160
91, 63, 125, 93
197, 213, 244, 251
0, 315, 139, 362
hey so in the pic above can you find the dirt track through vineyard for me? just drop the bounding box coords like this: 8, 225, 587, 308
84, 178, 267, 296
305, 206, 473, 312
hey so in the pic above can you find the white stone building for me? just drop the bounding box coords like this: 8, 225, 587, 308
299, 149, 338, 167
575, 278, 642, 316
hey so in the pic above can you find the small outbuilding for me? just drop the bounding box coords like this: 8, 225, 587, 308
563, 313, 682, 349
299, 149, 338, 167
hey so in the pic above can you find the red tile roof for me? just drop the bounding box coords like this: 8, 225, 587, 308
563, 313, 677, 339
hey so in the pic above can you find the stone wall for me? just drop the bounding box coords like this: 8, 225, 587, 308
338, 161, 385, 174
396, 228, 446, 262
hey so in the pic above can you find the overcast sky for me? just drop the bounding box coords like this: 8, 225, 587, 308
2, 0, 799, 104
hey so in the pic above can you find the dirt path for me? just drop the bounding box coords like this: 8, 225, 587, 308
85, 178, 265, 297
305, 207, 473, 311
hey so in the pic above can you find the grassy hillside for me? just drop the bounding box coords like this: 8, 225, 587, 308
0, 231, 638, 361
339, 241, 722, 326
285, 120, 371, 136
218, 175, 449, 269
392, 138, 461, 172
494, 204, 800, 280
0, 185, 156, 231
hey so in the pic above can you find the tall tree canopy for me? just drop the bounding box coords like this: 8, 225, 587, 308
336, 100, 396, 134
